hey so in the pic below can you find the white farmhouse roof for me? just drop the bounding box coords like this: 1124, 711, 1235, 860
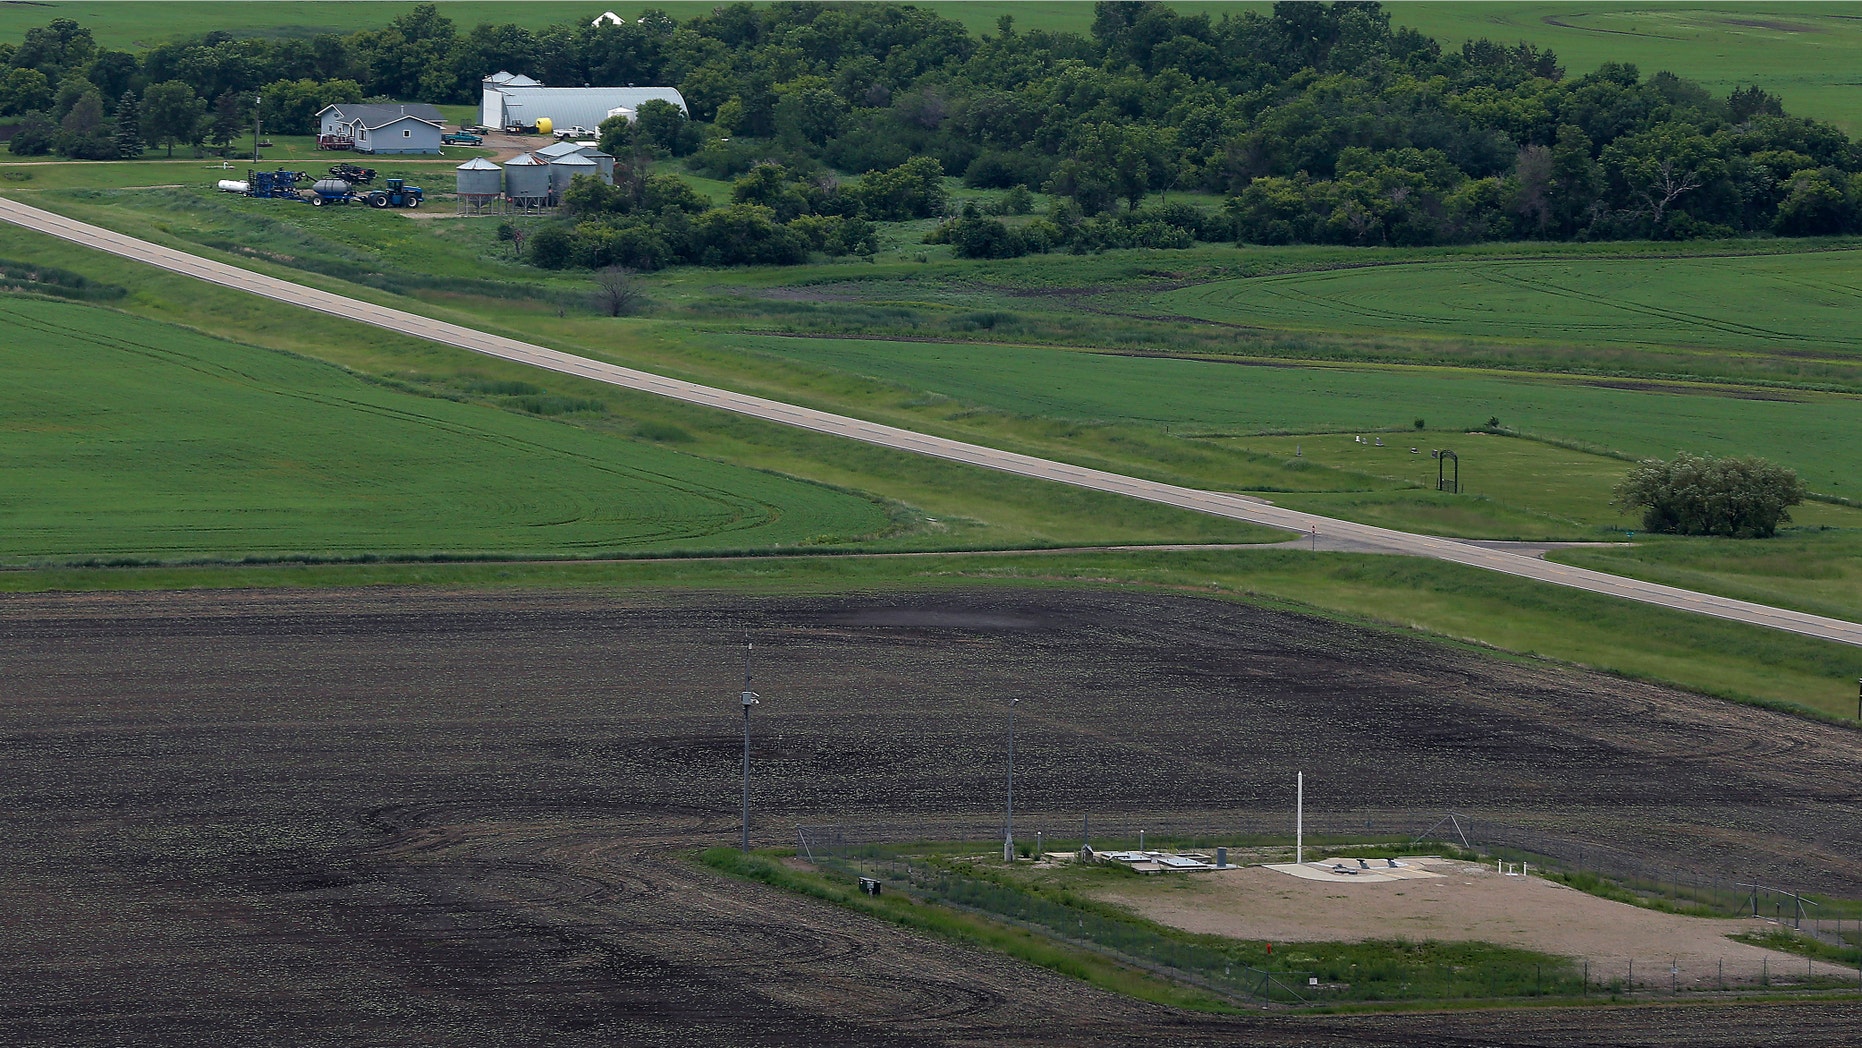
318, 102, 444, 129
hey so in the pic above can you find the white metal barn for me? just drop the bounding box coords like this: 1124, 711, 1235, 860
479, 73, 687, 133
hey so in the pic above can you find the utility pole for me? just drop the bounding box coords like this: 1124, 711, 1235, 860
253, 94, 262, 162
1296, 770, 1304, 865
740, 640, 759, 853
1004, 697, 1019, 862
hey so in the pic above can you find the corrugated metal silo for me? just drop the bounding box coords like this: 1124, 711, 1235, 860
581, 150, 616, 184
547, 153, 598, 196
503, 152, 551, 203
455, 157, 502, 198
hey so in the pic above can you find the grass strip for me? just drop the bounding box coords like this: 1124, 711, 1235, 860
695, 847, 1235, 1012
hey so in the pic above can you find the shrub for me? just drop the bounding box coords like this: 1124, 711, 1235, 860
1613, 452, 1808, 538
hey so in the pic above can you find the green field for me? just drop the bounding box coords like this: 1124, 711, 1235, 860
1157, 251, 1862, 359
721, 334, 1862, 499
4, 165, 1860, 712
0, 219, 1279, 555
6, 3, 1860, 130
1383, 2, 1862, 134
0, 296, 896, 562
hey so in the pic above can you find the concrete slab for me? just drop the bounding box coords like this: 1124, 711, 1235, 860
1264, 857, 1447, 883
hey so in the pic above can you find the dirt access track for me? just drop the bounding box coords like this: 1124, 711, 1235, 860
5, 585, 1862, 1046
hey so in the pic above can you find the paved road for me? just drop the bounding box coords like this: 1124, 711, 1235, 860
5, 196, 1859, 648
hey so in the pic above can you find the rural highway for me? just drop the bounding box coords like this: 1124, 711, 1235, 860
5, 196, 1860, 648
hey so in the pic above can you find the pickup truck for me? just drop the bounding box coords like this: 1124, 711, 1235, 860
552, 125, 595, 141
441, 130, 485, 146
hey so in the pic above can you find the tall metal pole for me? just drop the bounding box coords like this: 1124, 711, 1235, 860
740, 640, 758, 853
1004, 697, 1018, 862
1296, 770, 1304, 865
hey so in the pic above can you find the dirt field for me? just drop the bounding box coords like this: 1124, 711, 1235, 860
1098, 858, 1850, 987
5, 585, 1862, 1046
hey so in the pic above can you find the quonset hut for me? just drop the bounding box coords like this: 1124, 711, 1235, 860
480, 72, 686, 133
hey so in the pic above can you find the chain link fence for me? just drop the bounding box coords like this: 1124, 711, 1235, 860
792, 810, 1862, 1001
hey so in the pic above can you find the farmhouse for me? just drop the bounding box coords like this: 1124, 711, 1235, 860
480, 72, 687, 132
316, 103, 445, 154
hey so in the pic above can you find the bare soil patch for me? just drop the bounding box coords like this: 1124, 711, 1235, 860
3, 586, 1861, 1045
1100, 858, 1847, 987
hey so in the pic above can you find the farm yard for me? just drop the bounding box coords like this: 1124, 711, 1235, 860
6, 585, 1862, 1045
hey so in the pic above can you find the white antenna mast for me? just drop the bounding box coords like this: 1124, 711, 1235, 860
1004, 697, 1020, 862
740, 638, 759, 853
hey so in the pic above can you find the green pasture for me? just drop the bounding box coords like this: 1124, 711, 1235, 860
718, 333, 1862, 499
1157, 251, 1862, 361
665, 239, 1862, 391
4, 178, 1860, 675
0, 296, 898, 562
1551, 530, 1862, 624
1384, 2, 1862, 134
0, 220, 1277, 554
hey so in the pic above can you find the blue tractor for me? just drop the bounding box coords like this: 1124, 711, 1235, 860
365, 178, 424, 209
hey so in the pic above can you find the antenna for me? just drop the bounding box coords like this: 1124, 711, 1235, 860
1004, 697, 1020, 863
740, 638, 759, 853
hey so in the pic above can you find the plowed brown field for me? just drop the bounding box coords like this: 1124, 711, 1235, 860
4, 586, 1861, 1046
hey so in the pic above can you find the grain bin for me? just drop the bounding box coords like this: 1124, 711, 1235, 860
547, 153, 597, 197
503, 152, 550, 205
582, 150, 616, 183
455, 157, 502, 198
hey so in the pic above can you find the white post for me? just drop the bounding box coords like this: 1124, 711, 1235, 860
1296, 771, 1304, 865
1003, 697, 1018, 863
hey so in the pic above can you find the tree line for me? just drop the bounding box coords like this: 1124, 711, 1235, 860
6, 2, 1862, 258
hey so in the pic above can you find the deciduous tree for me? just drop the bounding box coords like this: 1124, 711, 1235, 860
1613, 452, 1808, 538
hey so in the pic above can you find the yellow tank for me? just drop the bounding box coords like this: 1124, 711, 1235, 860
535, 117, 553, 135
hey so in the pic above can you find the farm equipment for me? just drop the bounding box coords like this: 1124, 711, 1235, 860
307, 178, 359, 206
243, 169, 309, 199
328, 163, 377, 185
364, 178, 424, 208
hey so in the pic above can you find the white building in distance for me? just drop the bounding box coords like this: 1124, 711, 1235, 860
480, 72, 687, 133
